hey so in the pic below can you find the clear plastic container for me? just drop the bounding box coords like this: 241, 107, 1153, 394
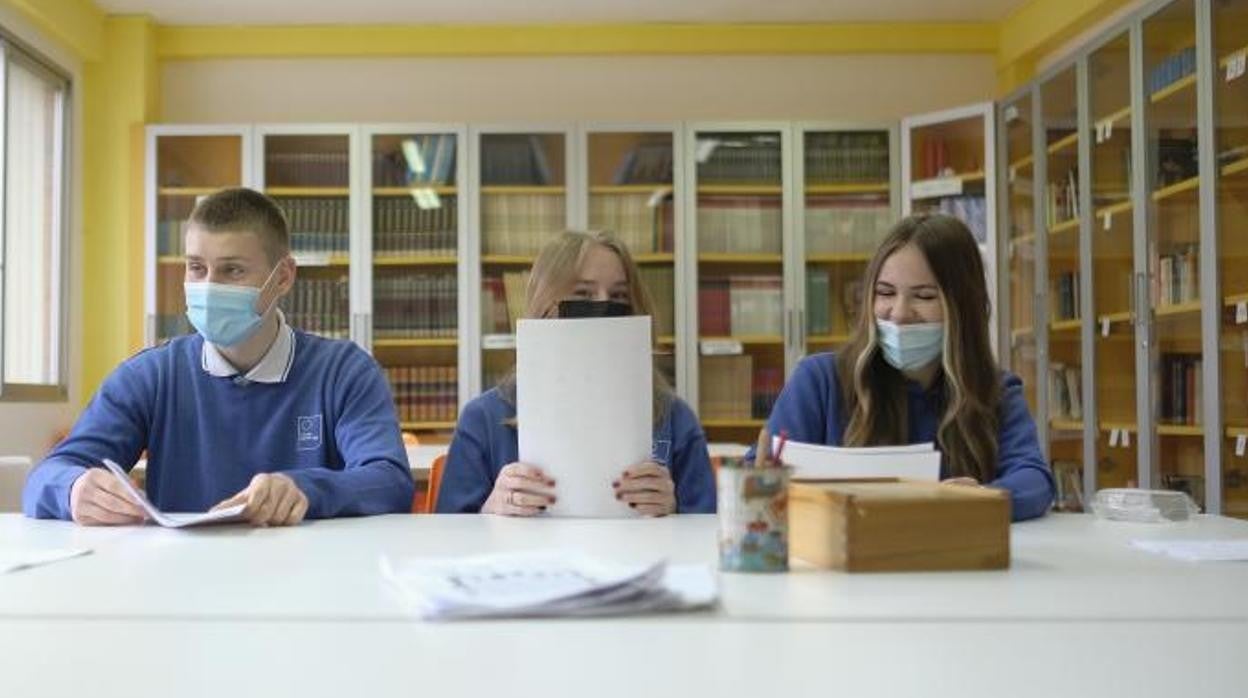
1090, 488, 1201, 523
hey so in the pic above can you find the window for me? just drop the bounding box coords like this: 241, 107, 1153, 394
0, 38, 69, 401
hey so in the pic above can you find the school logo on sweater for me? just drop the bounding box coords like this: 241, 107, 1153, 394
297, 414, 323, 451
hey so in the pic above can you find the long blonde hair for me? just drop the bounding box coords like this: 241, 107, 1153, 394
498, 230, 674, 422
836, 214, 1001, 482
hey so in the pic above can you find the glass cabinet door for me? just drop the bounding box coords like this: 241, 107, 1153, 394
369, 130, 461, 440
150, 132, 246, 344
1089, 32, 1140, 495
1040, 67, 1085, 495
801, 128, 892, 355
261, 131, 353, 341
692, 128, 786, 445
1144, 0, 1205, 506
586, 131, 677, 388
477, 131, 569, 391
1213, 0, 1248, 517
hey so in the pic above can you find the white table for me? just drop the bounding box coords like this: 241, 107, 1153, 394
2, 513, 1247, 697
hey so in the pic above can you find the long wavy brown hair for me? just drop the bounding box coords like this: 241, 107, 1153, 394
836, 214, 1001, 482
498, 230, 674, 422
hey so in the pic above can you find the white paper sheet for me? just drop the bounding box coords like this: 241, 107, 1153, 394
773, 438, 941, 482
0, 547, 91, 574
516, 316, 652, 518
103, 459, 245, 528
1131, 539, 1248, 562
381, 550, 717, 620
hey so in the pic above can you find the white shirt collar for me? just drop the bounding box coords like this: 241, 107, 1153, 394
201, 310, 296, 384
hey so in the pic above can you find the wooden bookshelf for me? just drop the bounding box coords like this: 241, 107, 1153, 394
266, 187, 350, 197
1008, 154, 1034, 172
1046, 132, 1079, 156
807, 334, 850, 345
634, 253, 676, 264
697, 185, 783, 196
1094, 201, 1133, 220
1100, 421, 1136, 434
805, 183, 890, 195
1011, 326, 1034, 342
158, 256, 186, 265
292, 254, 350, 267
698, 253, 783, 264
657, 335, 676, 345
373, 186, 457, 196
700, 335, 784, 345
1097, 105, 1132, 126
482, 255, 536, 265
374, 338, 458, 348
480, 185, 566, 195
1050, 419, 1084, 432
1157, 424, 1204, 437
1152, 176, 1199, 202
1224, 157, 1248, 179
589, 184, 673, 195
1049, 218, 1080, 236
158, 186, 221, 197
1155, 300, 1202, 319
1149, 73, 1196, 104
701, 418, 767, 429
1050, 318, 1083, 333
400, 421, 457, 431
373, 256, 457, 267
806, 253, 871, 263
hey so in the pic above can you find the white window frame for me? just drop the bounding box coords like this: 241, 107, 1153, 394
0, 32, 71, 402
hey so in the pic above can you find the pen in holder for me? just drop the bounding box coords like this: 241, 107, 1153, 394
716, 429, 791, 573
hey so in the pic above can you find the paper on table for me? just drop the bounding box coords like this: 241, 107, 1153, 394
517, 316, 652, 517
381, 550, 718, 620
0, 547, 91, 574
102, 459, 245, 528
773, 438, 941, 482
1131, 539, 1248, 562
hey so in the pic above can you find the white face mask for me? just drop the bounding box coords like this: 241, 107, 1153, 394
875, 319, 944, 372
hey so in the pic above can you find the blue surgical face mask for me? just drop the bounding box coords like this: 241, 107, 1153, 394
875, 319, 944, 372
184, 265, 281, 347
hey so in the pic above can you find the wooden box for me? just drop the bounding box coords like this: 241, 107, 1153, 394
788, 479, 1010, 572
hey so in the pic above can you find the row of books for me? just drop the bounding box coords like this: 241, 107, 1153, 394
481, 135, 554, 185
589, 193, 675, 254
697, 354, 782, 420
266, 152, 349, 187
698, 276, 783, 336
1050, 460, 1084, 513
481, 272, 530, 335
373, 196, 458, 257
1049, 362, 1084, 421
612, 143, 674, 185
283, 278, 350, 339
1160, 353, 1202, 426
805, 271, 863, 337
481, 194, 566, 255
374, 274, 457, 339
384, 365, 458, 423
804, 198, 891, 255
1158, 246, 1198, 306
156, 219, 191, 256
914, 138, 977, 180
1046, 168, 1080, 228
697, 137, 782, 183
751, 367, 784, 420
1146, 45, 1196, 97
1051, 271, 1081, 322
696, 197, 783, 255
804, 132, 890, 183
373, 135, 457, 187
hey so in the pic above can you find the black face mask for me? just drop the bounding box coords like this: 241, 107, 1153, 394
558, 300, 632, 319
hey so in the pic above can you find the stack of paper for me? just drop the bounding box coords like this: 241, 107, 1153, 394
774, 438, 942, 481
1131, 539, 1248, 562
103, 459, 245, 528
381, 551, 718, 620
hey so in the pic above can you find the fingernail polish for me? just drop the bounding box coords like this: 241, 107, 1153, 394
612, 481, 619, 488
615, 492, 622, 500
628, 503, 637, 508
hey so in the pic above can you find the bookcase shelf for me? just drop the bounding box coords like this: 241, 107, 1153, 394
634, 253, 676, 264
700, 418, 767, 429
589, 184, 673, 195
805, 182, 890, 195
1050, 419, 1084, 432
697, 185, 783, 196
158, 256, 185, 265
1094, 201, 1133, 220
1224, 157, 1248, 179
1097, 105, 1132, 126
373, 186, 457, 196
1155, 300, 1202, 318
265, 186, 350, 197
1008, 154, 1034, 171
1152, 176, 1200, 202
292, 254, 350, 267
1150, 73, 1196, 104
806, 253, 872, 263
482, 255, 536, 265
698, 253, 783, 264
159, 187, 221, 197
480, 185, 565, 195
400, 421, 457, 431
700, 335, 784, 345
1157, 424, 1204, 437
807, 334, 850, 345
1050, 318, 1083, 333
1046, 133, 1079, 156
373, 256, 458, 267
1049, 218, 1080, 236
374, 338, 458, 348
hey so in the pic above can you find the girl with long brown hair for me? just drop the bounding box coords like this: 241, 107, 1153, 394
766, 213, 1053, 520
438, 231, 715, 516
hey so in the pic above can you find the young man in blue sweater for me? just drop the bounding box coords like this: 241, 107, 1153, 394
23, 188, 414, 526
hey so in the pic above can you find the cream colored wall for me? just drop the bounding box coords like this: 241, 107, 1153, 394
160, 54, 997, 123
0, 3, 85, 462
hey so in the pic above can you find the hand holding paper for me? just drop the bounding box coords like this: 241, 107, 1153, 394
101, 459, 245, 528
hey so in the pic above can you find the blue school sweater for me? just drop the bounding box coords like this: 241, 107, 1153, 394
437, 388, 716, 514
23, 332, 414, 520
765, 353, 1054, 521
